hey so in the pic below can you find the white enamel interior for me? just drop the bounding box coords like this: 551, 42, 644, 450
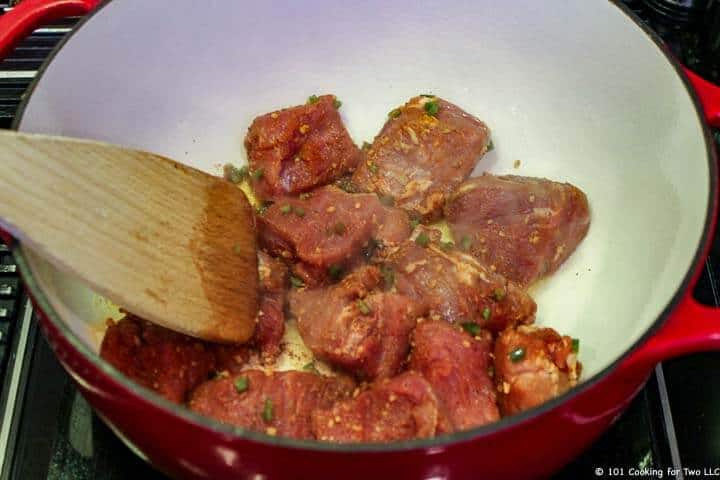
17, 0, 708, 383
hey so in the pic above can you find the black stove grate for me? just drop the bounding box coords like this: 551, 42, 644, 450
0, 4, 75, 129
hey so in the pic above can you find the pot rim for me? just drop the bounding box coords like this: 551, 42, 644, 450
10, 0, 719, 453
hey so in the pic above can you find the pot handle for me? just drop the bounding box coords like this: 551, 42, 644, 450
621, 295, 720, 374
622, 67, 720, 374
0, 0, 99, 248
684, 67, 720, 128
0, 0, 100, 60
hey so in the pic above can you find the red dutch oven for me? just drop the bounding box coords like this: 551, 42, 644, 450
1, 1, 720, 478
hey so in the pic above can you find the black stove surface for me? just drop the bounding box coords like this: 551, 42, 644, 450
0, 2, 719, 479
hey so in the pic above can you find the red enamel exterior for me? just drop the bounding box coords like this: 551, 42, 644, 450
685, 67, 720, 128
0, 0, 99, 60
4, 2, 720, 479
36, 300, 651, 480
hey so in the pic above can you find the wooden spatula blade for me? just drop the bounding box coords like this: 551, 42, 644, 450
0, 131, 258, 343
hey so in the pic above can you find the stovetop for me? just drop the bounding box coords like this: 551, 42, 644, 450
0, 2, 719, 479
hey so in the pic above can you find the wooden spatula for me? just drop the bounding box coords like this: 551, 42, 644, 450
0, 130, 258, 344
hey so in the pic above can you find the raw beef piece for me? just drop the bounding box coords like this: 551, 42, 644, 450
100, 315, 249, 403
445, 174, 590, 287
383, 227, 536, 332
352, 95, 490, 221
289, 265, 421, 380
245, 94, 360, 199
494, 325, 581, 415
253, 252, 289, 362
409, 320, 499, 432
258, 186, 411, 272
312, 371, 441, 442
189, 370, 355, 438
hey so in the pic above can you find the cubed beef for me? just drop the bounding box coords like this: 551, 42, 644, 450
189, 370, 355, 439
289, 265, 421, 380
352, 96, 490, 221
383, 227, 536, 332
410, 320, 499, 432
253, 252, 288, 362
100, 315, 248, 403
445, 174, 590, 287
494, 325, 581, 415
312, 371, 440, 442
245, 94, 360, 199
258, 186, 411, 274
